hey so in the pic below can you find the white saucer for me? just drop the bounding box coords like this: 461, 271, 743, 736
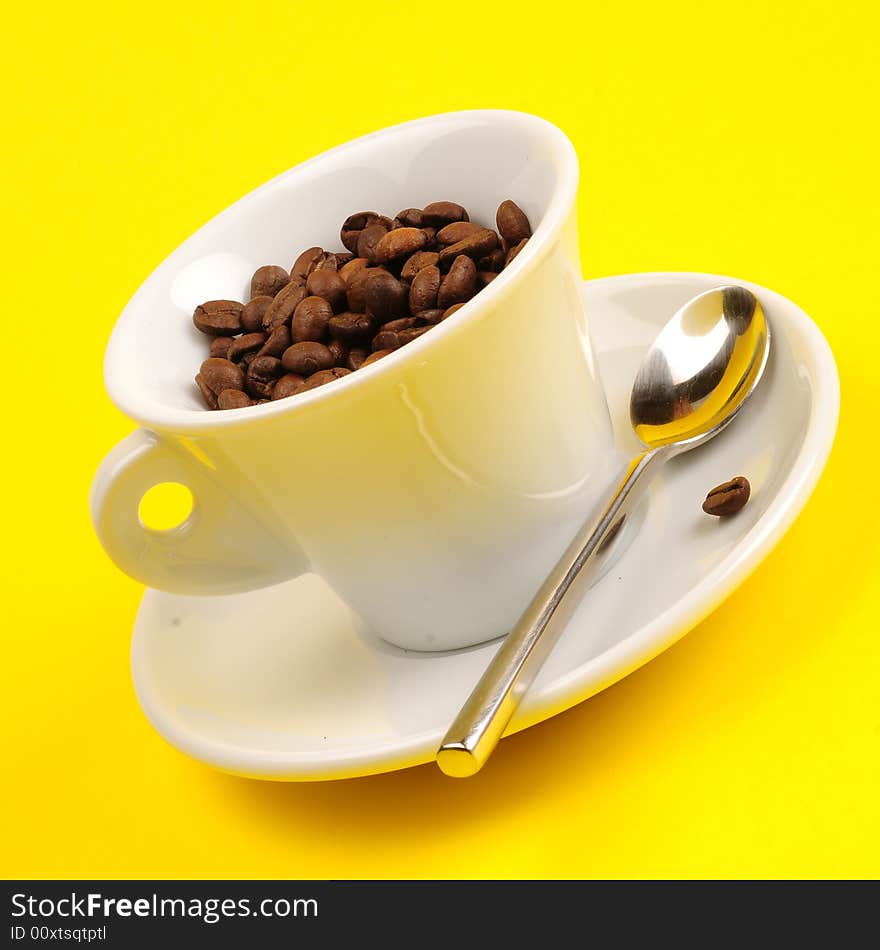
131, 272, 839, 781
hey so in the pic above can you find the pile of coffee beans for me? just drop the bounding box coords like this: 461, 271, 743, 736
192, 199, 532, 409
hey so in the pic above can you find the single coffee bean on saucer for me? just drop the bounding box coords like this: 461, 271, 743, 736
702, 476, 751, 516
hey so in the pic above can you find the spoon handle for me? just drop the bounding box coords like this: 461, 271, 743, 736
436, 445, 669, 777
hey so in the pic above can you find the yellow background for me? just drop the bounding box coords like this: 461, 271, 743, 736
2, 0, 878, 879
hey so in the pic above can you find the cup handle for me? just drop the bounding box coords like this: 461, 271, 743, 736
90, 428, 308, 595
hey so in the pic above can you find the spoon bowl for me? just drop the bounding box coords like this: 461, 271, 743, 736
631, 286, 770, 450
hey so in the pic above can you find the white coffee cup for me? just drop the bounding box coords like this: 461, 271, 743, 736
90, 110, 616, 651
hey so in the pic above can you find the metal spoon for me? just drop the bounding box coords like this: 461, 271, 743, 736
436, 285, 771, 777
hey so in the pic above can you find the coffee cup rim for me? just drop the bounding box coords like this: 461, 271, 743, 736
104, 109, 579, 431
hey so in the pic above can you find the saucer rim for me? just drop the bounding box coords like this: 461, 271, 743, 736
518, 270, 840, 729
130, 271, 840, 780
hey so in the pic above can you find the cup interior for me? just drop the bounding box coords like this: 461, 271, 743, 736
105, 111, 577, 425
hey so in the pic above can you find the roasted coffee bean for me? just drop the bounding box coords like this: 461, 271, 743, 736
339, 257, 370, 284
282, 341, 335, 376
373, 227, 428, 264
195, 373, 219, 409
476, 270, 498, 289
437, 228, 499, 268
416, 308, 444, 325
250, 265, 290, 299
365, 271, 408, 320
249, 356, 281, 379
333, 252, 355, 269
272, 373, 305, 400
395, 208, 424, 228
242, 295, 274, 333
327, 337, 349, 366
379, 317, 417, 333
398, 326, 432, 345
346, 347, 369, 370
246, 355, 283, 399
262, 281, 307, 331
496, 200, 532, 245
209, 337, 233, 359
311, 251, 341, 272
199, 357, 245, 396
240, 351, 257, 370
340, 212, 392, 254
438, 255, 477, 308
422, 201, 469, 227
436, 221, 486, 245
228, 332, 267, 362
248, 355, 283, 378
357, 222, 391, 263
328, 311, 375, 345
341, 212, 374, 253
258, 325, 291, 359
344, 265, 383, 312
193, 299, 243, 336
372, 329, 400, 351
400, 250, 439, 283
306, 269, 348, 312
443, 302, 466, 319
478, 248, 506, 273
409, 264, 441, 313
297, 367, 352, 392
291, 246, 326, 279
702, 476, 751, 516
361, 349, 392, 367
291, 295, 333, 342
218, 389, 252, 410
505, 237, 529, 266
245, 377, 272, 400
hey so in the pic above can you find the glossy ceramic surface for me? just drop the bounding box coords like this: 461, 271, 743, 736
91, 111, 616, 651
130, 272, 839, 781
